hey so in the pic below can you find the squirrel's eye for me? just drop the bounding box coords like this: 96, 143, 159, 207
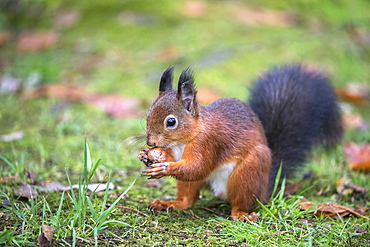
164, 115, 178, 129
166, 118, 176, 127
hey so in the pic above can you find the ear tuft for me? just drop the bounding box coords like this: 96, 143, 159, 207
177, 67, 199, 116
159, 67, 174, 92
177, 67, 194, 93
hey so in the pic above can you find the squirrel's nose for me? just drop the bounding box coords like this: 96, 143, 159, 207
146, 136, 156, 147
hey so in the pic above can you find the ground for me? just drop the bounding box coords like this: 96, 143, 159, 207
0, 0, 369, 246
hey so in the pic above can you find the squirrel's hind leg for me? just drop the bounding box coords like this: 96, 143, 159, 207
148, 180, 204, 211
227, 144, 271, 221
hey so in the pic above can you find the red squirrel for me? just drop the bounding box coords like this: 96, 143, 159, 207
139, 65, 343, 220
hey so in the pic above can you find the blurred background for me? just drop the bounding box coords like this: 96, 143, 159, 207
0, 0, 369, 178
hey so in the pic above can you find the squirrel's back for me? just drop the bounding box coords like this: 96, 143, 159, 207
248, 64, 343, 185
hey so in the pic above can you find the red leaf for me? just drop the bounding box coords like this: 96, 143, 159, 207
197, 87, 221, 105
21, 84, 140, 119
86, 95, 139, 119
0, 31, 10, 47
54, 11, 80, 29
336, 87, 369, 105
17, 31, 58, 52
233, 7, 295, 27
182, 1, 209, 17
345, 142, 370, 172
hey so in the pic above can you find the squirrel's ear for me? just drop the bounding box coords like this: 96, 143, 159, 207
159, 67, 174, 93
177, 68, 199, 116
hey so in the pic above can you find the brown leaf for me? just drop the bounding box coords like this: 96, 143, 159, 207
54, 11, 80, 29
284, 182, 301, 196
37, 181, 69, 193
182, 1, 209, 17
345, 142, 370, 172
14, 183, 38, 199
298, 198, 350, 218
233, 7, 295, 27
336, 176, 366, 195
86, 95, 139, 119
22, 84, 140, 119
17, 31, 58, 52
160, 47, 179, 61
0, 30, 10, 47
197, 88, 221, 105
21, 84, 88, 101
37, 224, 54, 247
315, 185, 331, 196
346, 26, 370, 45
342, 112, 368, 130
335, 85, 369, 105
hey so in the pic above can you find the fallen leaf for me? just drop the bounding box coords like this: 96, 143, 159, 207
87, 95, 140, 119
0, 30, 10, 47
21, 84, 140, 119
298, 198, 350, 218
298, 198, 370, 220
37, 224, 54, 247
197, 88, 221, 105
336, 176, 366, 196
160, 47, 179, 61
54, 11, 80, 29
37, 181, 69, 192
182, 1, 209, 17
346, 26, 370, 45
335, 84, 370, 105
17, 31, 58, 52
233, 7, 295, 27
21, 84, 88, 101
284, 182, 301, 196
27, 170, 38, 184
315, 185, 331, 196
14, 183, 38, 199
342, 112, 368, 130
1, 131, 24, 142
344, 142, 370, 172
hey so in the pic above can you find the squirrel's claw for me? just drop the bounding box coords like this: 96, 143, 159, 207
147, 199, 174, 213
141, 162, 169, 179
138, 148, 152, 166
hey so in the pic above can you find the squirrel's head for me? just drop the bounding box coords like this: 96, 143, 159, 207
146, 67, 201, 148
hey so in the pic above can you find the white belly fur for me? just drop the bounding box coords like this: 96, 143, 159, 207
170, 144, 235, 200
205, 162, 236, 200
170, 143, 186, 161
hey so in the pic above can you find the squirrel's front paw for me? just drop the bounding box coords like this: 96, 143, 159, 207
138, 148, 151, 166
141, 162, 169, 179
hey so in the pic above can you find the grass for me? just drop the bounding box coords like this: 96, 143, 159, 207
0, 0, 370, 246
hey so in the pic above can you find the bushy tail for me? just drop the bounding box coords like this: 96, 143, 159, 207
248, 64, 343, 186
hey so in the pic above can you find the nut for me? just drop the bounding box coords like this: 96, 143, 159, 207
147, 148, 167, 163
